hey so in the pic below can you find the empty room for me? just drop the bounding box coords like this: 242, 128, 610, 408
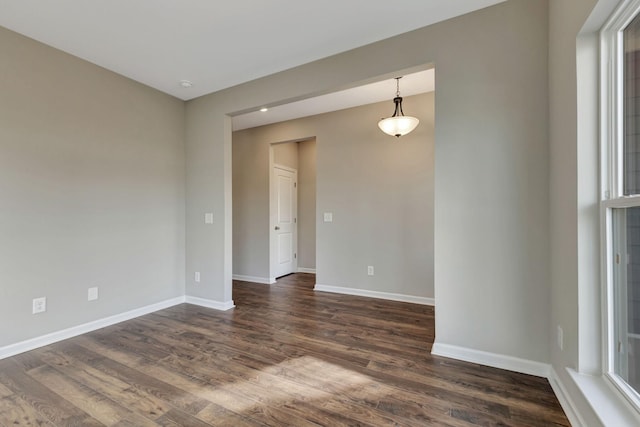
1, 0, 638, 425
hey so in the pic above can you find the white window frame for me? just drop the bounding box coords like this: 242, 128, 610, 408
601, 0, 640, 412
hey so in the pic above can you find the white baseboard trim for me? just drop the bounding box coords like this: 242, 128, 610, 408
431, 342, 550, 378
0, 296, 186, 360
314, 284, 434, 306
185, 296, 235, 311
232, 274, 275, 284
297, 267, 316, 274
548, 367, 586, 427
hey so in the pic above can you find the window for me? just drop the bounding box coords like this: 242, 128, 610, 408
611, 208, 640, 393
602, 0, 640, 409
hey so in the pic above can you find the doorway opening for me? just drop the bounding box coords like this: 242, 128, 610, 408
231, 133, 316, 286
230, 66, 432, 303
270, 139, 316, 280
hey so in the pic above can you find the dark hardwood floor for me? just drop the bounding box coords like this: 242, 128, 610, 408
0, 273, 569, 426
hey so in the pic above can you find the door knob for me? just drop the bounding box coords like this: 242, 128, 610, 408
275, 226, 280, 230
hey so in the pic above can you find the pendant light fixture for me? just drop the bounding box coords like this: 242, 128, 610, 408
378, 77, 419, 138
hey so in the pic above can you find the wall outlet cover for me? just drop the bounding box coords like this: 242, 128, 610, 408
32, 297, 46, 314
557, 325, 563, 351
88, 287, 99, 301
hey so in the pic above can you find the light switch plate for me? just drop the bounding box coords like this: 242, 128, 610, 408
323, 212, 333, 222
205, 213, 214, 224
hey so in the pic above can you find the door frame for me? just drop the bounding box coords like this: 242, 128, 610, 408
269, 151, 298, 281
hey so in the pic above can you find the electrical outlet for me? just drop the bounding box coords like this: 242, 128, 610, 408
195, 271, 201, 283
32, 297, 46, 314
367, 266, 374, 276
557, 325, 564, 351
88, 287, 99, 301
205, 213, 213, 224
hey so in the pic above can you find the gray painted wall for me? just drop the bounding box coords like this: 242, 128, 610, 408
233, 94, 433, 297
298, 139, 316, 270
549, 0, 595, 397
431, 1, 549, 362
0, 27, 186, 347
549, 0, 624, 424
272, 142, 299, 170
231, 128, 270, 279
186, 0, 550, 363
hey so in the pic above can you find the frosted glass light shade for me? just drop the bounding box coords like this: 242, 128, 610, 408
378, 115, 419, 138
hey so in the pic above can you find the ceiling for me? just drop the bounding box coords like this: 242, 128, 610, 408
0, 0, 505, 102
233, 69, 434, 131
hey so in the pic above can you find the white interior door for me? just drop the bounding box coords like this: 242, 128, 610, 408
272, 165, 297, 278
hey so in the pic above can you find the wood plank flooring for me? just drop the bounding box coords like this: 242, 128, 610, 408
0, 273, 570, 426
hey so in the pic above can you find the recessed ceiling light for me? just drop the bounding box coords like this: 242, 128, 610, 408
260, 107, 268, 112
179, 80, 193, 88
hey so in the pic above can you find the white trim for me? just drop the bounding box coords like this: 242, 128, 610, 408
548, 368, 587, 427
0, 293, 237, 360
272, 162, 297, 174
0, 296, 186, 360
232, 274, 275, 284
566, 368, 640, 426
314, 283, 434, 306
601, 195, 640, 209
599, 2, 640, 416
297, 267, 316, 274
430, 342, 550, 378
185, 296, 235, 311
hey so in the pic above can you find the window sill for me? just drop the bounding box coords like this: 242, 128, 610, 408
567, 368, 640, 426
